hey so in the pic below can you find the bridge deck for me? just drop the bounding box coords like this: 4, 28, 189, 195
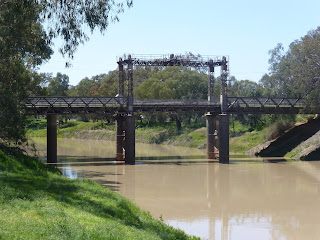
25, 97, 306, 115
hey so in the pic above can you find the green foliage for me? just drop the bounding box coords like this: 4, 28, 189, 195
59, 122, 78, 129
0, 0, 132, 145
135, 67, 207, 100
230, 128, 269, 154
262, 114, 296, 126
28, 72, 51, 96
69, 76, 101, 96
260, 27, 320, 110
267, 120, 294, 140
134, 67, 207, 128
0, 1, 53, 144
229, 79, 263, 97
47, 73, 70, 96
0, 145, 59, 174
0, 147, 197, 240
229, 118, 251, 136
88, 72, 118, 97
0, 1, 53, 65
90, 121, 113, 130
39, 0, 133, 60
26, 118, 47, 130
232, 114, 265, 131
0, 58, 30, 144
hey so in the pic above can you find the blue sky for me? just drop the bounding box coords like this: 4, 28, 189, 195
39, 0, 320, 86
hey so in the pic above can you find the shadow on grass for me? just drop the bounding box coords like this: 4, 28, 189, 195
0, 173, 142, 226
0, 171, 191, 239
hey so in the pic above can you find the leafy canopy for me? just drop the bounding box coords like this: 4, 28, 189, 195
0, 0, 132, 144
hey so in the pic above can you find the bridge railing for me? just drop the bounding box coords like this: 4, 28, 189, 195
25, 96, 127, 108
227, 97, 305, 114
24, 96, 307, 115
227, 97, 305, 108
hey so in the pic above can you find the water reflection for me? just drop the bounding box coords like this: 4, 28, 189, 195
60, 165, 78, 179
30, 137, 320, 240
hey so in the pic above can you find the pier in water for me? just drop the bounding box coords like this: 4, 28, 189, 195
32, 137, 320, 240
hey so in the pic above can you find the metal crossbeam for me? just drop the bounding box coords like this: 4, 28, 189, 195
117, 54, 227, 68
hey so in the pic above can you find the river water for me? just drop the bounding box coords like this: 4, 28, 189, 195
31, 137, 320, 240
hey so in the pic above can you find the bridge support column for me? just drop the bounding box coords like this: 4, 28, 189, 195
206, 113, 219, 159
47, 114, 57, 163
116, 116, 125, 161
218, 114, 229, 164
124, 115, 135, 164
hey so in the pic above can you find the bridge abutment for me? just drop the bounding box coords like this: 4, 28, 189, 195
47, 114, 57, 163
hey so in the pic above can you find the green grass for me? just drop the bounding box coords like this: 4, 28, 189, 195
26, 119, 267, 152
27, 120, 116, 139
229, 120, 251, 136
0, 146, 198, 239
170, 128, 206, 148
230, 128, 269, 154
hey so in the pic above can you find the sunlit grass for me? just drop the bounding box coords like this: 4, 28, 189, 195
0, 147, 198, 239
27, 118, 262, 152
230, 128, 269, 154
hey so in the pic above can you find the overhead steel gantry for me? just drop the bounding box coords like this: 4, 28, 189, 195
115, 54, 230, 164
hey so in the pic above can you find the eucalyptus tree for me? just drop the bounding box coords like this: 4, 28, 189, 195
261, 27, 320, 111
135, 67, 208, 129
287, 27, 320, 111
47, 73, 70, 96
0, 0, 132, 144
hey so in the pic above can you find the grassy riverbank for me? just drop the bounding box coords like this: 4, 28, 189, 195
0, 146, 198, 239
27, 115, 317, 156
27, 118, 255, 151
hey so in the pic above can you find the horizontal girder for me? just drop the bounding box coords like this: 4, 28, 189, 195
117, 54, 227, 68
23, 96, 314, 115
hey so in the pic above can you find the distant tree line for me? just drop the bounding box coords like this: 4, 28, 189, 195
35, 25, 320, 131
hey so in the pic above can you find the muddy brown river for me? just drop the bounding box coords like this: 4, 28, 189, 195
31, 137, 320, 240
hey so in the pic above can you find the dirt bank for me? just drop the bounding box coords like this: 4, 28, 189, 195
246, 118, 320, 160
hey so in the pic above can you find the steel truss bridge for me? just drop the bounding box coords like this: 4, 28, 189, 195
27, 53, 316, 165
25, 96, 307, 115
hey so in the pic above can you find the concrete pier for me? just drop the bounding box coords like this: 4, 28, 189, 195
47, 114, 57, 163
116, 116, 125, 161
124, 115, 135, 164
218, 114, 229, 164
206, 113, 219, 159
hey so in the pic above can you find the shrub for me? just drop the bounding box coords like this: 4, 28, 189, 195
267, 120, 294, 140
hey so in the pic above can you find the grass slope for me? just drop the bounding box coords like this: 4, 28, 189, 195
230, 129, 269, 154
27, 119, 256, 152
0, 146, 198, 239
